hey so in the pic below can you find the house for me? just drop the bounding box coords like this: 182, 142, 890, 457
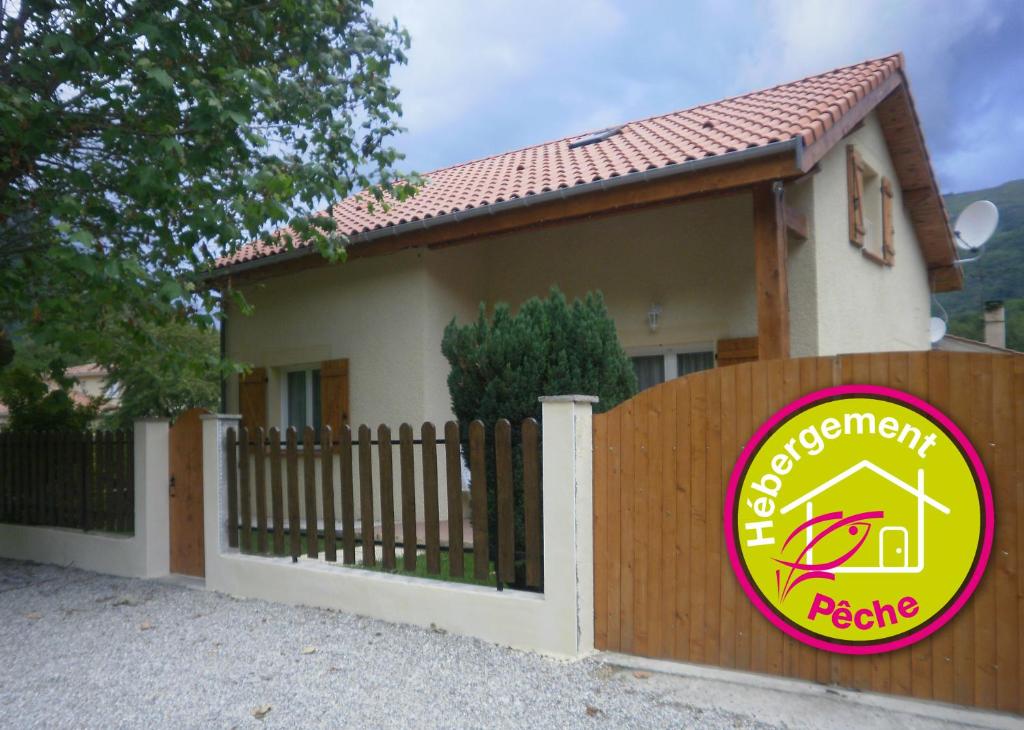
779, 460, 950, 573
208, 54, 961, 433
935, 300, 1021, 354
0, 363, 118, 428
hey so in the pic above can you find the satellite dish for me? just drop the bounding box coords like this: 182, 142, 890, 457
954, 200, 999, 252
929, 316, 947, 344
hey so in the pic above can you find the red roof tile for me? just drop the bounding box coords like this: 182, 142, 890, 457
218, 55, 905, 269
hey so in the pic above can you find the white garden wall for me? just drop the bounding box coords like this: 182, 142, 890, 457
0, 420, 170, 578
201, 397, 596, 658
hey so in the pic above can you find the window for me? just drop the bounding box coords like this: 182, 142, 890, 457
847, 144, 892, 266
677, 351, 716, 376
630, 346, 715, 391
632, 355, 665, 391
860, 162, 883, 260
283, 368, 321, 433
568, 126, 622, 149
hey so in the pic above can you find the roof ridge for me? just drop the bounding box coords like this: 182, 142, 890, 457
382, 53, 904, 184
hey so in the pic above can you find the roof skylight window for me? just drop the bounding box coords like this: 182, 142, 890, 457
568, 126, 622, 149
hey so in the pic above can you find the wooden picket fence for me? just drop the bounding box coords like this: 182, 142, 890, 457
226, 419, 543, 591
0, 430, 134, 533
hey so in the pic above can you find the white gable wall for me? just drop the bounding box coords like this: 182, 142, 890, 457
806, 111, 931, 354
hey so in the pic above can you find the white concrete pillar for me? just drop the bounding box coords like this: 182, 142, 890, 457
539, 394, 597, 657
201, 414, 241, 574
133, 418, 170, 578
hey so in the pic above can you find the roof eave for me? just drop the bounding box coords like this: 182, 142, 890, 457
203, 138, 803, 286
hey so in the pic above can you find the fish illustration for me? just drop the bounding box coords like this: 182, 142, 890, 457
773, 510, 884, 601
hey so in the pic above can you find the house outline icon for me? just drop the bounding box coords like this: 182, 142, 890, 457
779, 460, 951, 574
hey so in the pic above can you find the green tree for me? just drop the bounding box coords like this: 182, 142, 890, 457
104, 319, 221, 428
1, 0, 414, 373
441, 288, 636, 581
0, 365, 99, 432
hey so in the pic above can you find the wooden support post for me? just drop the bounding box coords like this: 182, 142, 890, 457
753, 182, 790, 360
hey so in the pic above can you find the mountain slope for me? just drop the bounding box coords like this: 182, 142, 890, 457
938, 179, 1024, 349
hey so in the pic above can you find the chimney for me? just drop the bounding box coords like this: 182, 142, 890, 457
984, 300, 1006, 349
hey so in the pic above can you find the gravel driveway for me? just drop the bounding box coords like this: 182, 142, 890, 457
0, 559, 772, 729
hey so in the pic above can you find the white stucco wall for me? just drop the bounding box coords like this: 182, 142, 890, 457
228, 193, 759, 428
807, 111, 931, 354
478, 192, 757, 350
227, 249, 432, 428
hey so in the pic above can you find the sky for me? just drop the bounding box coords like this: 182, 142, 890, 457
373, 0, 1024, 194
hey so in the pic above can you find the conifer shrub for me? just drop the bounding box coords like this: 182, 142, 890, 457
441, 287, 636, 583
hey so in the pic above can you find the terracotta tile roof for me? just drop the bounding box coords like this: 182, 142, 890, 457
218, 55, 905, 269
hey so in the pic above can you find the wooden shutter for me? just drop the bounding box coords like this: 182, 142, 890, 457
881, 176, 895, 265
716, 337, 759, 366
320, 358, 349, 438
238, 367, 267, 430
847, 145, 865, 247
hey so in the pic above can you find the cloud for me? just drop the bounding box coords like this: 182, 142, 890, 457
373, 0, 1024, 191
734, 0, 1024, 190
374, 0, 625, 169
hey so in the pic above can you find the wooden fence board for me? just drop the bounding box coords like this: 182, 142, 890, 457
469, 420, 489, 582
321, 426, 337, 562
522, 418, 542, 589
421, 423, 441, 575
253, 427, 268, 554
399, 424, 417, 571
592, 352, 1024, 715
269, 428, 284, 555
303, 427, 318, 559
358, 425, 375, 567
419, 421, 440, 573
495, 419, 515, 584
378, 425, 396, 570
339, 425, 356, 564
228, 427, 239, 548
286, 428, 302, 559
444, 421, 465, 578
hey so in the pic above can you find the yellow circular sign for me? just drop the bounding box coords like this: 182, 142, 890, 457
725, 385, 993, 654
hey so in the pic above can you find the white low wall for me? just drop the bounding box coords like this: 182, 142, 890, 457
0, 420, 170, 579
202, 397, 596, 658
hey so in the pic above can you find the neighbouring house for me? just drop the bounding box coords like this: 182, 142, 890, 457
0, 363, 119, 428
208, 54, 962, 435
935, 300, 1022, 354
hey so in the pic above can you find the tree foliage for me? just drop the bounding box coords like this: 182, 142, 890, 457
0, 365, 99, 432
104, 319, 220, 428
0, 0, 413, 372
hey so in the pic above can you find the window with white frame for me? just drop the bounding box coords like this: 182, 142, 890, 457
630, 346, 715, 391
283, 367, 322, 433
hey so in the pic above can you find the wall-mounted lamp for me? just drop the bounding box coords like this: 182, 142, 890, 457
647, 304, 662, 333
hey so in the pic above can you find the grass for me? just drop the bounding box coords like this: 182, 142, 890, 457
236, 527, 498, 588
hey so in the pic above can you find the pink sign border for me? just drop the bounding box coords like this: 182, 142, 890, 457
724, 383, 995, 656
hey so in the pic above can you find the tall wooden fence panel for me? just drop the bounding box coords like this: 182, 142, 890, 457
0, 430, 134, 533
593, 352, 1023, 714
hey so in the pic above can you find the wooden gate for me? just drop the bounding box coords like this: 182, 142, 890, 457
169, 407, 208, 576
593, 352, 1023, 714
